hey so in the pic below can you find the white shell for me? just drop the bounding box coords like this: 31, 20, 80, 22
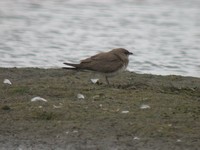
77, 93, 85, 99
140, 104, 150, 109
133, 136, 140, 140
3, 79, 12, 85
53, 103, 63, 109
31, 96, 47, 102
90, 78, 99, 84
121, 110, 129, 114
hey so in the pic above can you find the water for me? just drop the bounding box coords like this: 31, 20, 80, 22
0, 0, 200, 77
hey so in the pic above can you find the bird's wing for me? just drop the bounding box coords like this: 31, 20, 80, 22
79, 52, 124, 73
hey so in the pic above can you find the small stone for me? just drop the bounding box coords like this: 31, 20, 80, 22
2, 105, 11, 110
53, 103, 63, 109
121, 110, 129, 114
93, 95, 100, 100
168, 124, 172, 127
72, 130, 78, 133
77, 94, 85, 99
133, 136, 140, 140
140, 104, 150, 109
66, 131, 69, 134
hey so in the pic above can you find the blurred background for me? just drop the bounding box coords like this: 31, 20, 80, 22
0, 0, 200, 77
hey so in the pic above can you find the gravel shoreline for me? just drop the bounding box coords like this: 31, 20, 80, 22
0, 68, 200, 150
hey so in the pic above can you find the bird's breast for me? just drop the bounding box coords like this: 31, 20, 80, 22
105, 64, 127, 77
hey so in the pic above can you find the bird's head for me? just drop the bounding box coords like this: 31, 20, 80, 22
111, 48, 133, 57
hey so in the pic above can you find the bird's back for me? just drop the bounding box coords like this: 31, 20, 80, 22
78, 51, 125, 73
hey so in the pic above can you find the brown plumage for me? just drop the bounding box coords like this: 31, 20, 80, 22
63, 48, 133, 85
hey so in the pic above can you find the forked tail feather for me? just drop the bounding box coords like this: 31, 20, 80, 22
63, 62, 79, 70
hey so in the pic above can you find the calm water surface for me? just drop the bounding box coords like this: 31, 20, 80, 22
0, 0, 200, 77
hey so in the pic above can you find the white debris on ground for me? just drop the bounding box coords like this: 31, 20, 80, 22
93, 95, 100, 99
140, 104, 150, 109
121, 110, 129, 114
77, 93, 85, 99
177, 139, 182, 142
72, 130, 78, 133
65, 131, 69, 135
3, 79, 12, 85
133, 136, 140, 140
90, 78, 99, 84
53, 103, 63, 109
65, 130, 79, 135
31, 96, 47, 102
168, 124, 172, 127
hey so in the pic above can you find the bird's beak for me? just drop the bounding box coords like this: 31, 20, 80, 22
129, 52, 133, 55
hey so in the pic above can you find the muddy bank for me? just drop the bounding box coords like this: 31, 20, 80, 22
0, 68, 200, 150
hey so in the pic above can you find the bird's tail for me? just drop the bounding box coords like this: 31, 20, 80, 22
62, 62, 79, 70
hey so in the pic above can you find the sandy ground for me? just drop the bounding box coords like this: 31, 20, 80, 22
0, 68, 200, 150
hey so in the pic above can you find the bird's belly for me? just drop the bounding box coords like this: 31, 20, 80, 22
105, 65, 127, 77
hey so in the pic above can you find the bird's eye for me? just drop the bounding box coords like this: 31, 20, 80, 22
124, 51, 129, 54
124, 50, 133, 55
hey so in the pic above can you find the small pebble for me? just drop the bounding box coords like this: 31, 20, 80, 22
133, 136, 140, 140
53, 103, 63, 109
66, 131, 69, 134
93, 95, 100, 99
72, 130, 78, 133
2, 105, 11, 110
77, 93, 85, 99
121, 110, 129, 114
140, 104, 150, 109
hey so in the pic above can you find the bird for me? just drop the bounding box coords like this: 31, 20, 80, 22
63, 48, 133, 85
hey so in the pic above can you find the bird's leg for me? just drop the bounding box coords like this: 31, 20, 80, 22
105, 76, 110, 85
